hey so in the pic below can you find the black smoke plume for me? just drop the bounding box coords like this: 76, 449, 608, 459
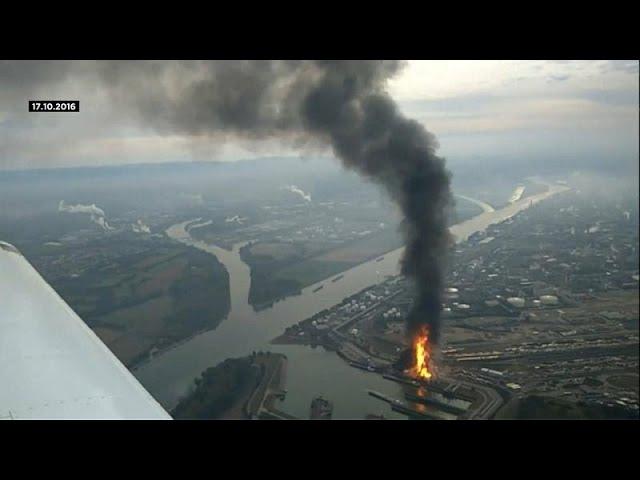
97, 60, 453, 343
1, 60, 453, 342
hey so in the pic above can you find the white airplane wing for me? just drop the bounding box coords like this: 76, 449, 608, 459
0, 241, 171, 420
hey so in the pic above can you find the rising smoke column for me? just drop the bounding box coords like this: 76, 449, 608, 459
298, 62, 452, 343
96, 60, 453, 343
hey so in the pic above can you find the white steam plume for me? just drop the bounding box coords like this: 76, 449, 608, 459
58, 200, 114, 231
283, 185, 312, 202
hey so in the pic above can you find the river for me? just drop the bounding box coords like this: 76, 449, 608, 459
133, 182, 568, 419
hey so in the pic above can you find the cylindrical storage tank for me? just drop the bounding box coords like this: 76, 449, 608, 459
507, 297, 526, 308
539, 295, 559, 305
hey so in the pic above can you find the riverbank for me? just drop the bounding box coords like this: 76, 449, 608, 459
171, 352, 287, 419
134, 181, 570, 416
269, 182, 570, 371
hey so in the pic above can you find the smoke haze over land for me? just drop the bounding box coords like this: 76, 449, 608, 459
28, 60, 445, 340
1, 60, 639, 343
2, 60, 452, 340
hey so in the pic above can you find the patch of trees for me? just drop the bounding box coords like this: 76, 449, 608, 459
171, 357, 257, 419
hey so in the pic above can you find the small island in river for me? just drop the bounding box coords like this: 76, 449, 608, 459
171, 352, 293, 419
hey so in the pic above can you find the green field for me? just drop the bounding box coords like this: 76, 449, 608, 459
496, 395, 638, 420
51, 240, 231, 366
276, 259, 352, 286
276, 228, 403, 285
242, 227, 404, 307
607, 374, 640, 393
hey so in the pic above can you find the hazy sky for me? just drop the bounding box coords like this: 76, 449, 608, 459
0, 60, 637, 173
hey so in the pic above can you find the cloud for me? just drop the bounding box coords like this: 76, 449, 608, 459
548, 74, 570, 82
579, 88, 640, 107
600, 60, 639, 75
0, 60, 638, 174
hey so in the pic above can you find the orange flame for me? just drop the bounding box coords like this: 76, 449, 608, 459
410, 326, 433, 380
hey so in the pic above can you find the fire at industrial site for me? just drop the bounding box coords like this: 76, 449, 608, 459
409, 326, 434, 380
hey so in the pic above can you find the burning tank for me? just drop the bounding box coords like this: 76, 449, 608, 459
394, 325, 436, 381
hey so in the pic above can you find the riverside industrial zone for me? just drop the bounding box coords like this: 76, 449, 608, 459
268, 187, 639, 419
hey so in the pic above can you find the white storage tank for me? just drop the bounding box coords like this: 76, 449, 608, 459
539, 295, 559, 306
507, 297, 526, 308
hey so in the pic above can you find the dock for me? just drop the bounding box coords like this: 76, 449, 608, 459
349, 361, 380, 372
367, 390, 441, 419
404, 392, 468, 415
